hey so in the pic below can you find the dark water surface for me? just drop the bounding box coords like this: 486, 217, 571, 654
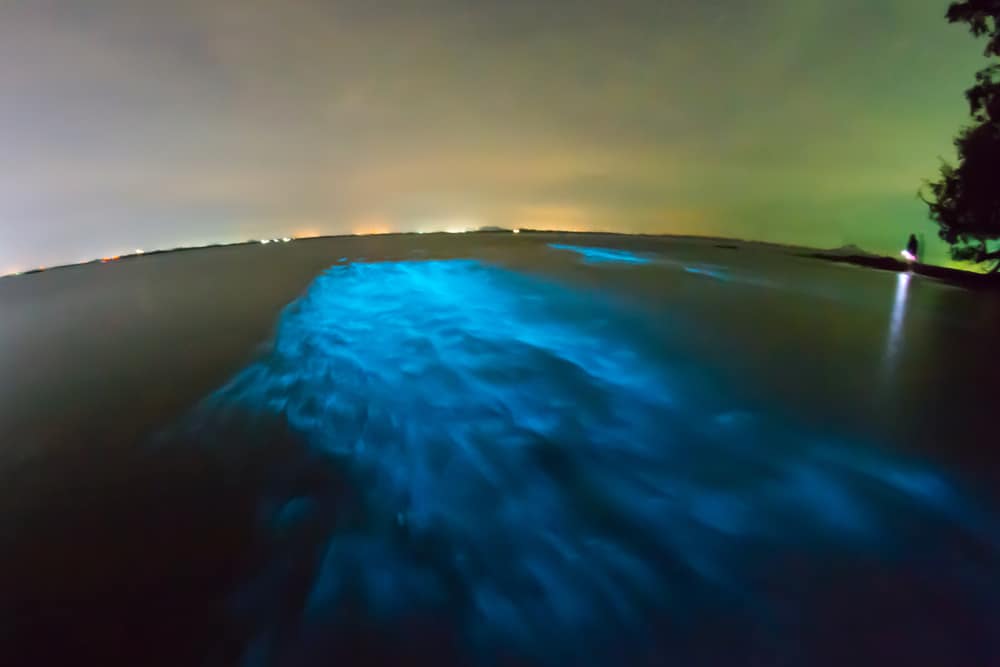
1, 233, 998, 666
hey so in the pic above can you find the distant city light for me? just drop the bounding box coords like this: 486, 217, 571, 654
282, 237, 292, 243
261, 239, 271, 244
513, 229, 521, 234
901, 249, 917, 262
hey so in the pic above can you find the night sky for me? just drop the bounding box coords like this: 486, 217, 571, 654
0, 0, 985, 273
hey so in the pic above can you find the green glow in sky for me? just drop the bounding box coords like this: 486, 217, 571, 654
0, 0, 986, 271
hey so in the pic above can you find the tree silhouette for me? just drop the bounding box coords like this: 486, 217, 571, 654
923, 1, 1000, 271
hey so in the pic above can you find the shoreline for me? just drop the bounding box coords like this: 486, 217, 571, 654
804, 251, 1000, 289
4, 230, 998, 290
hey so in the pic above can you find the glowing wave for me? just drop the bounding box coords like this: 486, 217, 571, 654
163, 259, 998, 666
548, 244, 652, 264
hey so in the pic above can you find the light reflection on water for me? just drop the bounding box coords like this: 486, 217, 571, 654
162, 258, 998, 666
884, 271, 911, 378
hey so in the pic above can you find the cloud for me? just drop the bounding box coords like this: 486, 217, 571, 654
0, 0, 987, 268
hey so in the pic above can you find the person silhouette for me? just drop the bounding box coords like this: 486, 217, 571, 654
904, 234, 919, 263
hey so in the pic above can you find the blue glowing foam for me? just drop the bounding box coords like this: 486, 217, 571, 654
165, 259, 998, 666
548, 244, 651, 264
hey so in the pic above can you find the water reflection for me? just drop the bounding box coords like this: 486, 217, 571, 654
884, 272, 911, 378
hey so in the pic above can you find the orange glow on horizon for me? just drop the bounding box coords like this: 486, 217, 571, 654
350, 214, 394, 236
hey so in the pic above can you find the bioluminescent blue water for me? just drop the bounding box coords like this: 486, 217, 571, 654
548, 243, 651, 264
549, 242, 735, 284
683, 265, 730, 281
164, 259, 998, 666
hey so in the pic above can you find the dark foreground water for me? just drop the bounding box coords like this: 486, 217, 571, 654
1, 234, 999, 666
